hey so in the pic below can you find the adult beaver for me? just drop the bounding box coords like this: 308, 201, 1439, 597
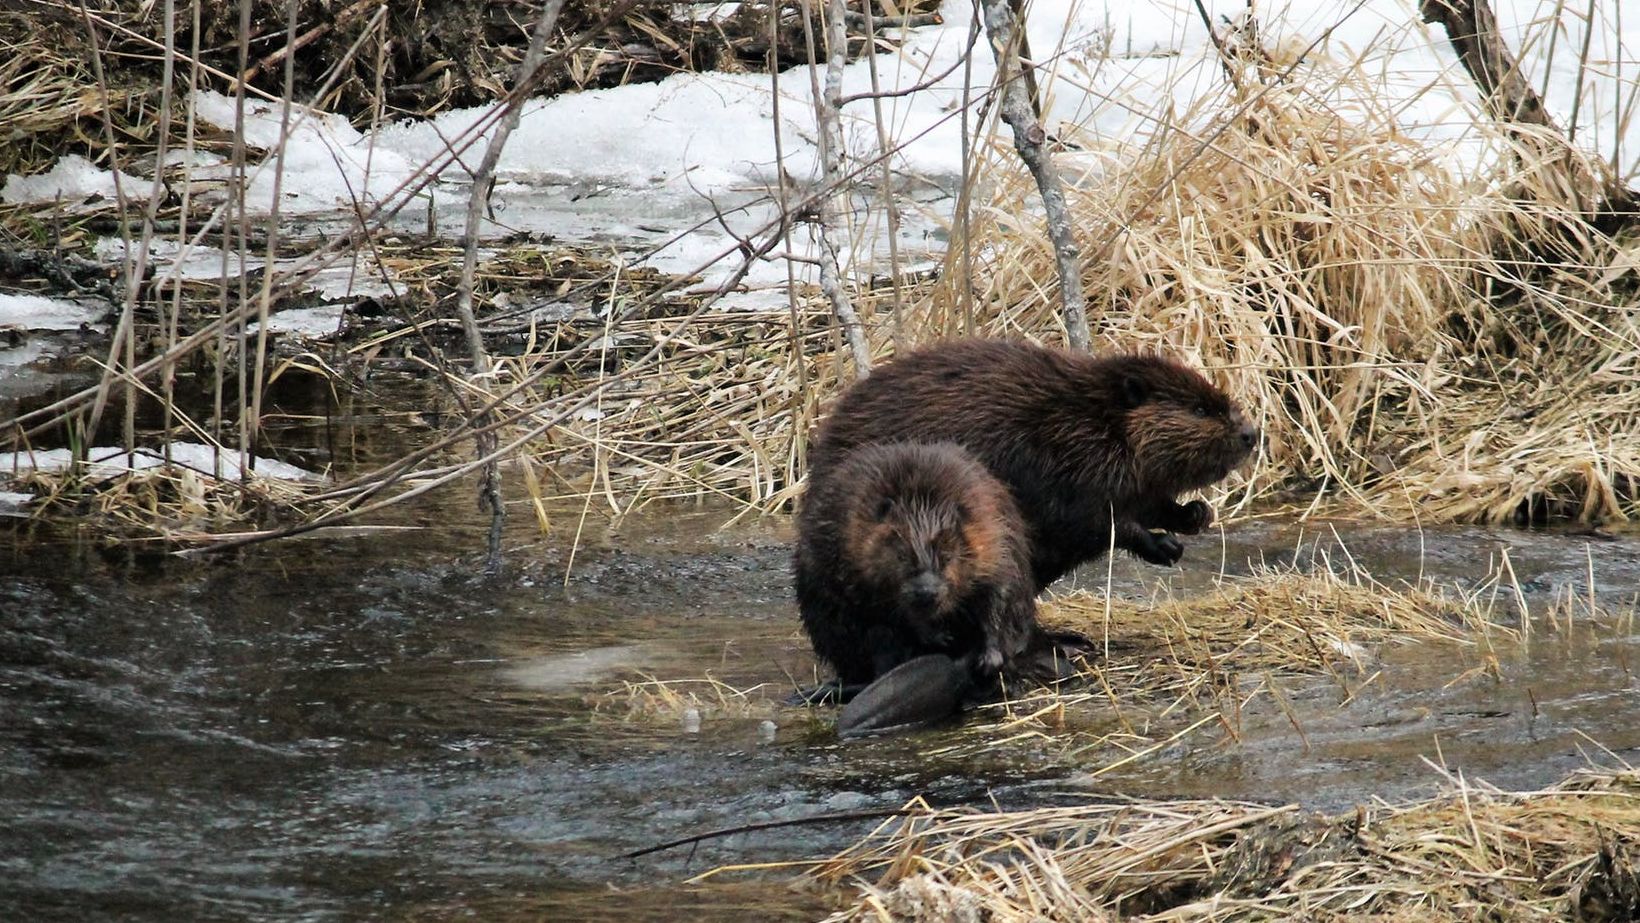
808, 339, 1258, 590
794, 441, 1043, 701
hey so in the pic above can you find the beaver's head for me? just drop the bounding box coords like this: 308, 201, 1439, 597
846, 444, 1007, 618
1112, 355, 1259, 494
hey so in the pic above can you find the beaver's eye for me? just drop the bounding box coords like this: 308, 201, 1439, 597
874, 498, 894, 520
1193, 403, 1211, 417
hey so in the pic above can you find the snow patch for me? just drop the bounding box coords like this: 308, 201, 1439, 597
191, 91, 417, 214
6, 0, 1639, 291
0, 293, 107, 331
0, 154, 149, 206
0, 338, 50, 372
92, 237, 393, 302
160, 149, 227, 169
0, 154, 146, 206
1326, 637, 1372, 661
0, 444, 323, 483
0, 490, 35, 514
248, 305, 345, 337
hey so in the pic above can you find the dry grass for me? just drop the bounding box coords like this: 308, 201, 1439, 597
468, 27, 1640, 530
1049, 560, 1513, 678
591, 675, 786, 726
8, 6, 1640, 540
810, 767, 1640, 922
3, 447, 319, 537
914, 38, 1640, 527
913, 556, 1525, 768
0, 13, 135, 176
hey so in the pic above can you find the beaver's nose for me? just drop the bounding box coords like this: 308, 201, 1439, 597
1238, 423, 1260, 450
903, 572, 944, 608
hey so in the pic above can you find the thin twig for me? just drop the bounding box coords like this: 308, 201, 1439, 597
618, 807, 922, 860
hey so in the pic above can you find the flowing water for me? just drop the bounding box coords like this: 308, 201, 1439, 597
5, 181, 1640, 922
5, 482, 1640, 921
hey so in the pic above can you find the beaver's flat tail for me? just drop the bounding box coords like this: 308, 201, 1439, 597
837, 654, 971, 737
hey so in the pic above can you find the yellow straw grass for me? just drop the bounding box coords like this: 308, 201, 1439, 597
812, 767, 1640, 922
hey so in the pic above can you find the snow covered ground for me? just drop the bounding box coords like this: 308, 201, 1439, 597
0, 294, 106, 391
3, 0, 1637, 310
0, 293, 107, 333
0, 443, 322, 483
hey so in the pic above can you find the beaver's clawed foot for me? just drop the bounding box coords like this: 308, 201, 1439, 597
1131, 529, 1185, 566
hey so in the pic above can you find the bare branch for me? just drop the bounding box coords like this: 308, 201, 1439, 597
978, 0, 1090, 349
807, 0, 873, 376
455, 0, 569, 575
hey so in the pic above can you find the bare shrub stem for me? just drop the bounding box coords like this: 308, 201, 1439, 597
861, 4, 906, 349
76, 8, 139, 461
978, 0, 1090, 350
770, 3, 811, 478
806, 0, 872, 378
246, 0, 301, 477
456, 0, 568, 574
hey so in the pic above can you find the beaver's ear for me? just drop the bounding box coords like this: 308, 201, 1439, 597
1118, 372, 1149, 408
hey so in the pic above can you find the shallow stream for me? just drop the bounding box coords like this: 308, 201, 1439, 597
5, 486, 1640, 920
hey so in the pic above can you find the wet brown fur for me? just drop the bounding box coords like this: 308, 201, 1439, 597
808, 338, 1258, 590
794, 442, 1040, 687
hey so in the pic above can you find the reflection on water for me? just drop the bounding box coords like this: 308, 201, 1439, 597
3, 506, 1639, 920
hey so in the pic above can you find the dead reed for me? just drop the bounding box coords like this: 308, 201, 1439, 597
4, 449, 317, 536
919, 34, 1640, 526
812, 766, 1640, 922
593, 675, 785, 725
7, 3, 1640, 542
914, 554, 1526, 768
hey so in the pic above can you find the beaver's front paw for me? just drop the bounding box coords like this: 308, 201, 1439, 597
1177, 499, 1214, 535
1131, 529, 1185, 566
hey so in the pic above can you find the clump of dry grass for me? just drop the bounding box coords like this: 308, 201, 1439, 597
1049, 560, 1513, 680
814, 768, 1640, 922
920, 36, 1640, 526
497, 278, 905, 518
0, 13, 134, 176
920, 560, 1520, 767
591, 675, 785, 725
4, 448, 319, 539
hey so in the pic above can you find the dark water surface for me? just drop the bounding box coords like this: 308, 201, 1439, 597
4, 503, 1640, 921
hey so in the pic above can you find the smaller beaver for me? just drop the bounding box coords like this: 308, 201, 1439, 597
808, 339, 1259, 589
794, 441, 1045, 701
